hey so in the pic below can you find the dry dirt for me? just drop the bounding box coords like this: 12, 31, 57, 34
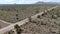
20, 6, 60, 34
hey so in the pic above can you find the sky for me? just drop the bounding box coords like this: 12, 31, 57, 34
0, 0, 60, 4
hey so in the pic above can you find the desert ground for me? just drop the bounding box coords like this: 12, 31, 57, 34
20, 6, 60, 34
0, 5, 58, 34
0, 21, 9, 29
0, 5, 55, 23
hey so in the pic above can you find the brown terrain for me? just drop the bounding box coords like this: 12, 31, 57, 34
0, 5, 54, 23
0, 5, 57, 34
20, 6, 60, 34
0, 21, 9, 29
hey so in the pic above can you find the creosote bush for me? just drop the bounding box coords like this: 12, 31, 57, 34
52, 15, 57, 19
37, 15, 41, 18
32, 20, 39, 25
32, 21, 37, 23
41, 21, 47, 25
29, 17, 32, 22
36, 10, 39, 13
14, 24, 23, 34
41, 14, 44, 16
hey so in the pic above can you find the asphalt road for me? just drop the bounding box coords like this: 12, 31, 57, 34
0, 6, 58, 34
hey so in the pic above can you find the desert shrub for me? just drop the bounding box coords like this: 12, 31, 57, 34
28, 17, 32, 22
41, 14, 44, 16
32, 21, 37, 23
41, 21, 46, 25
58, 29, 60, 34
51, 9, 54, 11
37, 15, 41, 18
51, 31, 56, 33
14, 24, 20, 29
44, 11, 47, 15
44, 13, 47, 15
14, 24, 23, 34
1, 9, 3, 11
16, 13, 19, 21
8, 32, 11, 34
7, 9, 10, 11
47, 10, 50, 12
0, 13, 3, 16
56, 12, 60, 17
32, 20, 39, 25
52, 15, 57, 19
58, 23, 60, 26
36, 10, 39, 13
50, 29, 56, 33
8, 30, 14, 34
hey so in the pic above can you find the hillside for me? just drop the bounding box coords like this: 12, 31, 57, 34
35, 1, 60, 5
20, 6, 60, 34
0, 5, 54, 23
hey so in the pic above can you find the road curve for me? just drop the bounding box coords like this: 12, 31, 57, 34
0, 6, 58, 34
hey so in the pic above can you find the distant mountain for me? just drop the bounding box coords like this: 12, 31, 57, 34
35, 1, 60, 5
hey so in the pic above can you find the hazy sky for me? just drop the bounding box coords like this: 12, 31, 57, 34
0, 0, 60, 4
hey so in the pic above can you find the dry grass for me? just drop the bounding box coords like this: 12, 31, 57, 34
0, 5, 54, 23
20, 6, 60, 34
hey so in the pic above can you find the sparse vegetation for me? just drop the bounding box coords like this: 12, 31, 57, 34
29, 17, 32, 22
41, 21, 47, 25
37, 15, 41, 18
32, 20, 38, 25
52, 15, 57, 19
20, 6, 60, 34
41, 14, 44, 16
0, 5, 59, 34
0, 5, 54, 23
14, 24, 23, 34
35, 9, 39, 13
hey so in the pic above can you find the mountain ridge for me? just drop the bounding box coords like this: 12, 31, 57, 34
35, 1, 60, 5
